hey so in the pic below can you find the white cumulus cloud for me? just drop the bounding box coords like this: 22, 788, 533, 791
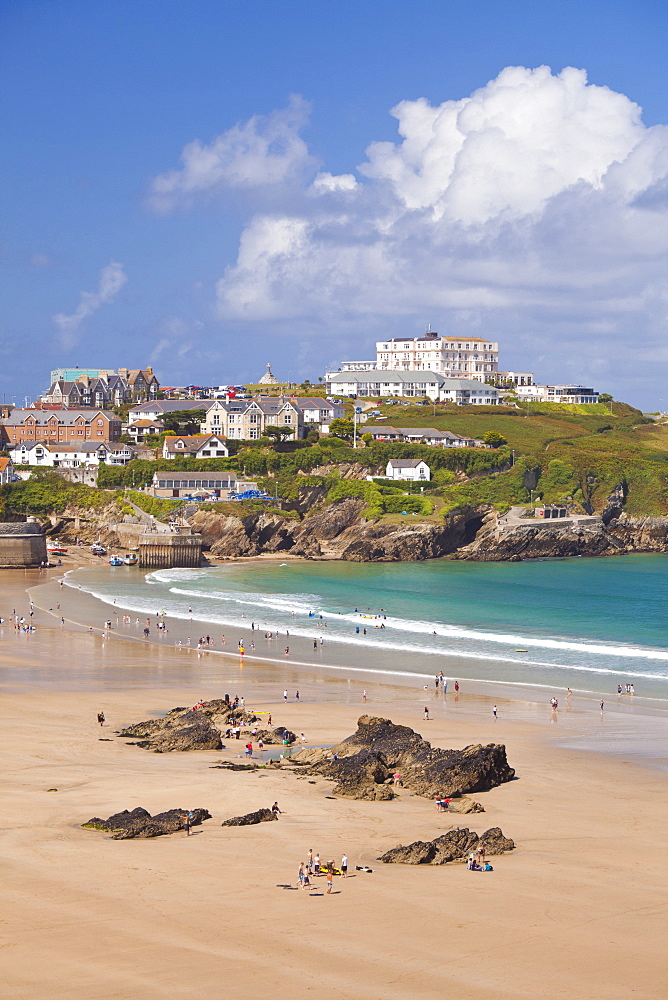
210, 66, 668, 400
148, 95, 314, 213
53, 261, 127, 350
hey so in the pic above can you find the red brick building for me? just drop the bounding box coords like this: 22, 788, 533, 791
0, 409, 122, 447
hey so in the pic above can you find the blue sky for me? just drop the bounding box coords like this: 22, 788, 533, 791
1, 0, 667, 407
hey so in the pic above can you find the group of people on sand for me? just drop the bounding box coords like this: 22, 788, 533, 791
432, 673, 460, 696
297, 850, 349, 893
617, 683, 635, 695
467, 846, 493, 872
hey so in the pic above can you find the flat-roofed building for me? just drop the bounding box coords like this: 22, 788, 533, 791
374, 332, 498, 380
149, 471, 257, 499
514, 385, 600, 404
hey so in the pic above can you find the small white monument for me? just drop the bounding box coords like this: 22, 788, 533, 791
258, 363, 279, 385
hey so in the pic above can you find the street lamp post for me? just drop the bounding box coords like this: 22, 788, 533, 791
353, 406, 362, 449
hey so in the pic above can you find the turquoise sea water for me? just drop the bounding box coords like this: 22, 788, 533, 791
68, 554, 668, 702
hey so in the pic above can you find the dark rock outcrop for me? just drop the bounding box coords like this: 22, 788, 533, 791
457, 511, 668, 562
448, 796, 485, 814
119, 700, 260, 752
378, 826, 515, 865
83, 806, 211, 839
221, 808, 277, 826
290, 716, 515, 799
255, 726, 297, 745
189, 501, 482, 563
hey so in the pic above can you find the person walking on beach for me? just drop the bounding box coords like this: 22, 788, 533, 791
314, 853, 320, 874
424, 706, 429, 720
97, 711, 105, 727
307, 849, 313, 874
341, 854, 348, 877
326, 863, 334, 894
295, 691, 299, 702
493, 705, 497, 719
183, 811, 191, 837
283, 690, 288, 702
454, 681, 459, 693
362, 690, 367, 702
600, 700, 605, 712
297, 862, 305, 888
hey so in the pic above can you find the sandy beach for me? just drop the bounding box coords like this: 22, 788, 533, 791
1, 564, 667, 999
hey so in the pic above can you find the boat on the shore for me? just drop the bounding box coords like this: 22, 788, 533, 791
90, 543, 106, 555
109, 555, 124, 566
124, 553, 138, 566
47, 541, 68, 556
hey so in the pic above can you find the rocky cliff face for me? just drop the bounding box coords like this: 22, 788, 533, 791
189, 501, 478, 562
456, 511, 668, 561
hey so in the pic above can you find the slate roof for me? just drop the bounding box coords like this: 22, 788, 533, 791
387, 459, 429, 468
3, 409, 120, 425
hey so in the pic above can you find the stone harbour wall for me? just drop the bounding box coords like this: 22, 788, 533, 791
0, 521, 48, 568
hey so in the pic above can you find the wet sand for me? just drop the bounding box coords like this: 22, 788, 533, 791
1, 566, 667, 999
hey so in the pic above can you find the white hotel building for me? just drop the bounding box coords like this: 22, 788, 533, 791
336, 331, 499, 381
332, 331, 534, 386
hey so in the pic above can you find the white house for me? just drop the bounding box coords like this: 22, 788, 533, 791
125, 418, 164, 442
0, 456, 15, 483
292, 397, 345, 433
385, 459, 431, 482
325, 371, 499, 404
9, 441, 136, 468
162, 434, 229, 459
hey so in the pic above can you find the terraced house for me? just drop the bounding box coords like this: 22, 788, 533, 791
42, 366, 160, 407
0, 409, 122, 446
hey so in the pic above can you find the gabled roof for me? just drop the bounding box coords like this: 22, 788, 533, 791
2, 409, 120, 426
292, 397, 337, 410
0, 457, 11, 471
387, 459, 429, 468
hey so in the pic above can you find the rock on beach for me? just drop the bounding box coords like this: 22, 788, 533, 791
378, 827, 515, 864
82, 806, 211, 839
